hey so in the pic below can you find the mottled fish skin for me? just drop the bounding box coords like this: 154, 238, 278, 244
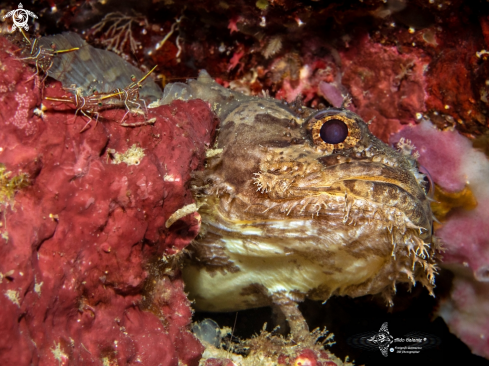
160, 71, 439, 313
39, 32, 161, 101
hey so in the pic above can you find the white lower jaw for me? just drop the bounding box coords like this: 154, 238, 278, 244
183, 216, 390, 312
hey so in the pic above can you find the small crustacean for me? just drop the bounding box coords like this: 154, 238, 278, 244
112, 69, 157, 123
159, 71, 441, 341
14, 29, 79, 83
45, 66, 157, 132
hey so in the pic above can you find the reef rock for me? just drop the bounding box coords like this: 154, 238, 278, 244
0, 35, 218, 365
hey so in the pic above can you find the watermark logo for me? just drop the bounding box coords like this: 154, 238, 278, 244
368, 322, 394, 357
348, 321, 442, 359
3, 3, 38, 32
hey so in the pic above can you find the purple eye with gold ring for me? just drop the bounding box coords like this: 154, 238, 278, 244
319, 118, 349, 144
307, 109, 363, 153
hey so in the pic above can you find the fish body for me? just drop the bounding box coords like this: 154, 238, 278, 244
39, 32, 161, 100
161, 71, 438, 313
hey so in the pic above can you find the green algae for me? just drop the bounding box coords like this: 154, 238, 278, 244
0, 163, 29, 241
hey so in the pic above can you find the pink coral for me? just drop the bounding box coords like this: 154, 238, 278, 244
0, 36, 218, 365
228, 48, 245, 72
318, 81, 344, 109
391, 120, 489, 358
438, 275, 489, 359
390, 120, 471, 193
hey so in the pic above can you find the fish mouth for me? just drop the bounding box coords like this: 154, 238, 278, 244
315, 160, 425, 196
252, 159, 432, 236
276, 160, 426, 201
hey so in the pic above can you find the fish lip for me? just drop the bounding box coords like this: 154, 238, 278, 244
288, 161, 433, 229
266, 159, 428, 206
296, 161, 421, 193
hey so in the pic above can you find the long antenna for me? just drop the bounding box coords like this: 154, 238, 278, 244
128, 65, 158, 89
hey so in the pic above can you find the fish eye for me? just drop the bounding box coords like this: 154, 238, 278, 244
307, 109, 362, 153
320, 119, 348, 144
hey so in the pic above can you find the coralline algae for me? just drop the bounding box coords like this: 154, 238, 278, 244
0, 35, 217, 365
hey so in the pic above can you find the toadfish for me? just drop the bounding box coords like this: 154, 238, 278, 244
159, 71, 439, 339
